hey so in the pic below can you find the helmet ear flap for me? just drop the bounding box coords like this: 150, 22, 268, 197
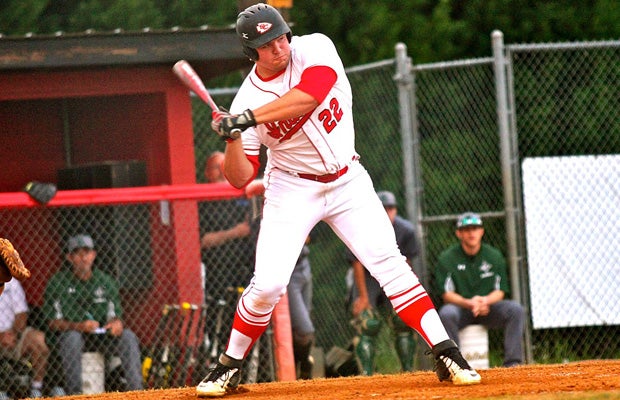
242, 32, 290, 62
242, 45, 258, 61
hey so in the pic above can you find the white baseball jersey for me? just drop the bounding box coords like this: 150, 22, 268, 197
0, 279, 29, 332
230, 33, 358, 176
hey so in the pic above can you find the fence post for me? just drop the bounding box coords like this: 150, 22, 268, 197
492, 30, 533, 364
492, 30, 521, 303
394, 43, 426, 283
394, 42, 433, 371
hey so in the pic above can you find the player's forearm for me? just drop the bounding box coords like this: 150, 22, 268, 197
443, 291, 471, 309
201, 231, 229, 248
49, 318, 89, 332
201, 223, 249, 248
352, 261, 369, 299
224, 140, 255, 188
252, 88, 318, 124
485, 289, 505, 305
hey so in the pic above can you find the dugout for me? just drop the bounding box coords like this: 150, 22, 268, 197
0, 27, 250, 344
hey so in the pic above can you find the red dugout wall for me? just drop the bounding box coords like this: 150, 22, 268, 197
0, 184, 241, 340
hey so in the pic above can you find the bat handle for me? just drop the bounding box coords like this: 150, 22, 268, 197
229, 129, 242, 139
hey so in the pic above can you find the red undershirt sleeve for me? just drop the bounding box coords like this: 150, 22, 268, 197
294, 66, 338, 103
222, 154, 259, 188
247, 154, 260, 180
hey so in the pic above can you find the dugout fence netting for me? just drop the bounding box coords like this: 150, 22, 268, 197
0, 184, 278, 395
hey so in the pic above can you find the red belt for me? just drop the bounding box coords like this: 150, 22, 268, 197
298, 166, 349, 183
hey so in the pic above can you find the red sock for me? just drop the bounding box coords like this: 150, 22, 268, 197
394, 292, 436, 345
227, 306, 270, 358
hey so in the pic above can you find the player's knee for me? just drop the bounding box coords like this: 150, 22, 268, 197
506, 301, 526, 322
60, 330, 83, 347
380, 264, 419, 297
121, 328, 139, 343
293, 332, 315, 346
245, 284, 287, 312
438, 304, 460, 321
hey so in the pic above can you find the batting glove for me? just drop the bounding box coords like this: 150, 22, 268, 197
219, 109, 256, 141
210, 106, 230, 133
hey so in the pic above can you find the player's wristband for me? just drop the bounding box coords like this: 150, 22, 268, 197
221, 109, 256, 141
237, 109, 256, 129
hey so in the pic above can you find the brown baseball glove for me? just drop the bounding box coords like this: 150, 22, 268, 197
0, 238, 31, 284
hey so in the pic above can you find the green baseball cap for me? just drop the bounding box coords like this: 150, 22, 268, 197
67, 234, 95, 253
456, 212, 483, 229
377, 191, 397, 207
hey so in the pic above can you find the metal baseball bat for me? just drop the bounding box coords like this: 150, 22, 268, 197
185, 303, 208, 385
176, 303, 198, 386
143, 304, 170, 387
172, 59, 242, 139
210, 298, 227, 361
163, 304, 183, 388
153, 304, 178, 388
167, 302, 191, 386
172, 60, 219, 112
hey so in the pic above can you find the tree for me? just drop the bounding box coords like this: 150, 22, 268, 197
1, 0, 619, 67
0, 0, 49, 34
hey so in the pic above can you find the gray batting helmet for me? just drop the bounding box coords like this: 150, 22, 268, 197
236, 3, 291, 61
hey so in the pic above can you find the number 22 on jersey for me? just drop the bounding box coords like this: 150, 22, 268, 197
319, 97, 343, 133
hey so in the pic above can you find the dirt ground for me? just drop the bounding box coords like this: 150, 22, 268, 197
52, 360, 620, 400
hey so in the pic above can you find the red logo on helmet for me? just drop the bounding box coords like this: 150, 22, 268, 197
256, 22, 272, 34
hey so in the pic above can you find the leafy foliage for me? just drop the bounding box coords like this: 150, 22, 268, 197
1, 0, 619, 65
0, 0, 49, 34
0, 0, 236, 35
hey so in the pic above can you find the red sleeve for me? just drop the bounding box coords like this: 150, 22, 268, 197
222, 154, 260, 188
247, 154, 260, 180
294, 66, 337, 103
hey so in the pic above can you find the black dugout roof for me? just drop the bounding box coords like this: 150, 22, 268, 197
0, 26, 250, 81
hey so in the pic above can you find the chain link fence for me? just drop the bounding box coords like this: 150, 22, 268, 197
507, 40, 620, 363
409, 36, 620, 365
0, 195, 276, 398
1, 32, 619, 398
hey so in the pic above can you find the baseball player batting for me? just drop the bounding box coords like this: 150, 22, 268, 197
196, 3, 481, 397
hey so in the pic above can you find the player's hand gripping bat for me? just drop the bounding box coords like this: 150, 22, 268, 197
172, 60, 244, 140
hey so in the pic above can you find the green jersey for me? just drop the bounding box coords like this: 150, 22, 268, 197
435, 243, 510, 299
42, 268, 123, 325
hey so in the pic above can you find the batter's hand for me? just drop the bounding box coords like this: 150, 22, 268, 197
80, 319, 101, 333
352, 296, 371, 317
104, 319, 124, 337
471, 295, 490, 317
210, 106, 230, 133
219, 109, 256, 141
